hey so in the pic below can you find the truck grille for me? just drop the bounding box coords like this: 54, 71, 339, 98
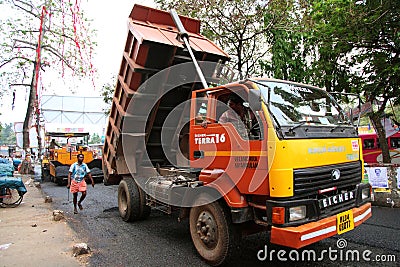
293, 161, 362, 200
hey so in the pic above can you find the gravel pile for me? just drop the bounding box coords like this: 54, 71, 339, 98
90, 167, 103, 176
55, 165, 70, 177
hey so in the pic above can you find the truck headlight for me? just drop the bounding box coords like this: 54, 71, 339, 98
362, 187, 370, 200
289, 206, 306, 222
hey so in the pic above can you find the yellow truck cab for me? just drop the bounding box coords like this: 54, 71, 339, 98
189, 78, 371, 249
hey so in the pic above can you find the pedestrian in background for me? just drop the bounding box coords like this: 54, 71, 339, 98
67, 153, 94, 214
19, 154, 33, 174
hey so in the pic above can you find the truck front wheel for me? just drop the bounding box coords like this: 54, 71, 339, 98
118, 177, 150, 222
189, 194, 236, 266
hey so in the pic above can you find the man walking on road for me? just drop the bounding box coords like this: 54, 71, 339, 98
67, 154, 94, 214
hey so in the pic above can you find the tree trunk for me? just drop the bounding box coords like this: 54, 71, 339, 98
23, 6, 46, 155
370, 112, 391, 163
22, 64, 37, 153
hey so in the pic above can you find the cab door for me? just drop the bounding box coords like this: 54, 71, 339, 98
190, 86, 269, 195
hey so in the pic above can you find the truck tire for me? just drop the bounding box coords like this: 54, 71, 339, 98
189, 194, 237, 266
118, 177, 150, 222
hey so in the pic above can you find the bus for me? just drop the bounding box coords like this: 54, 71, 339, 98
360, 132, 400, 163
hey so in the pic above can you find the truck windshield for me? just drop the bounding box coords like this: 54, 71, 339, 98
257, 80, 351, 128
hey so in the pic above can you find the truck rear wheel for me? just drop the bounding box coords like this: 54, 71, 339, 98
118, 177, 150, 222
189, 194, 236, 266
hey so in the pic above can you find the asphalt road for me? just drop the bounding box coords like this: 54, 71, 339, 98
40, 180, 400, 267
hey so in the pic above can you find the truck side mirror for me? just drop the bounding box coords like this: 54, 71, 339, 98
248, 89, 262, 111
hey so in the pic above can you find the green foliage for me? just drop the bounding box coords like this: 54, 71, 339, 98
155, 0, 291, 79
154, 1, 399, 104
308, 1, 400, 100
261, 18, 310, 83
0, 123, 16, 145
304, 0, 400, 162
261, 1, 302, 79
100, 80, 115, 115
89, 133, 101, 144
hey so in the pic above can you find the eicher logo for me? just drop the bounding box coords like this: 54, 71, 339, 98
331, 169, 341, 181
319, 191, 355, 208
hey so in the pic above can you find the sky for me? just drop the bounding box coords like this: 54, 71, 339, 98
81, 0, 156, 87
0, 0, 155, 126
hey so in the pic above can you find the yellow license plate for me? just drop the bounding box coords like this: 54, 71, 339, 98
337, 210, 354, 235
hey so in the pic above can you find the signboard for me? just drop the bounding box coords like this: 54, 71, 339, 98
366, 167, 389, 188
365, 167, 389, 188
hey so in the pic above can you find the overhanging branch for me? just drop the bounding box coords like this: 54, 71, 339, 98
0, 56, 35, 69
10, 0, 41, 19
10, 83, 31, 87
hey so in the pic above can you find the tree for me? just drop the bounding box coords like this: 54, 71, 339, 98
0, 0, 96, 153
155, 0, 290, 79
306, 0, 400, 163
0, 123, 16, 145
89, 132, 101, 144
260, 1, 312, 84
100, 80, 115, 115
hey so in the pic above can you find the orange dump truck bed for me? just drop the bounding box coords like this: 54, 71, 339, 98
103, 4, 230, 185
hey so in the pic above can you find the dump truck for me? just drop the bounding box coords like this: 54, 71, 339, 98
44, 132, 103, 185
103, 4, 372, 266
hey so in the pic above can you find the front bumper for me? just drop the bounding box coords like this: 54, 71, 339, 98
270, 202, 371, 249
